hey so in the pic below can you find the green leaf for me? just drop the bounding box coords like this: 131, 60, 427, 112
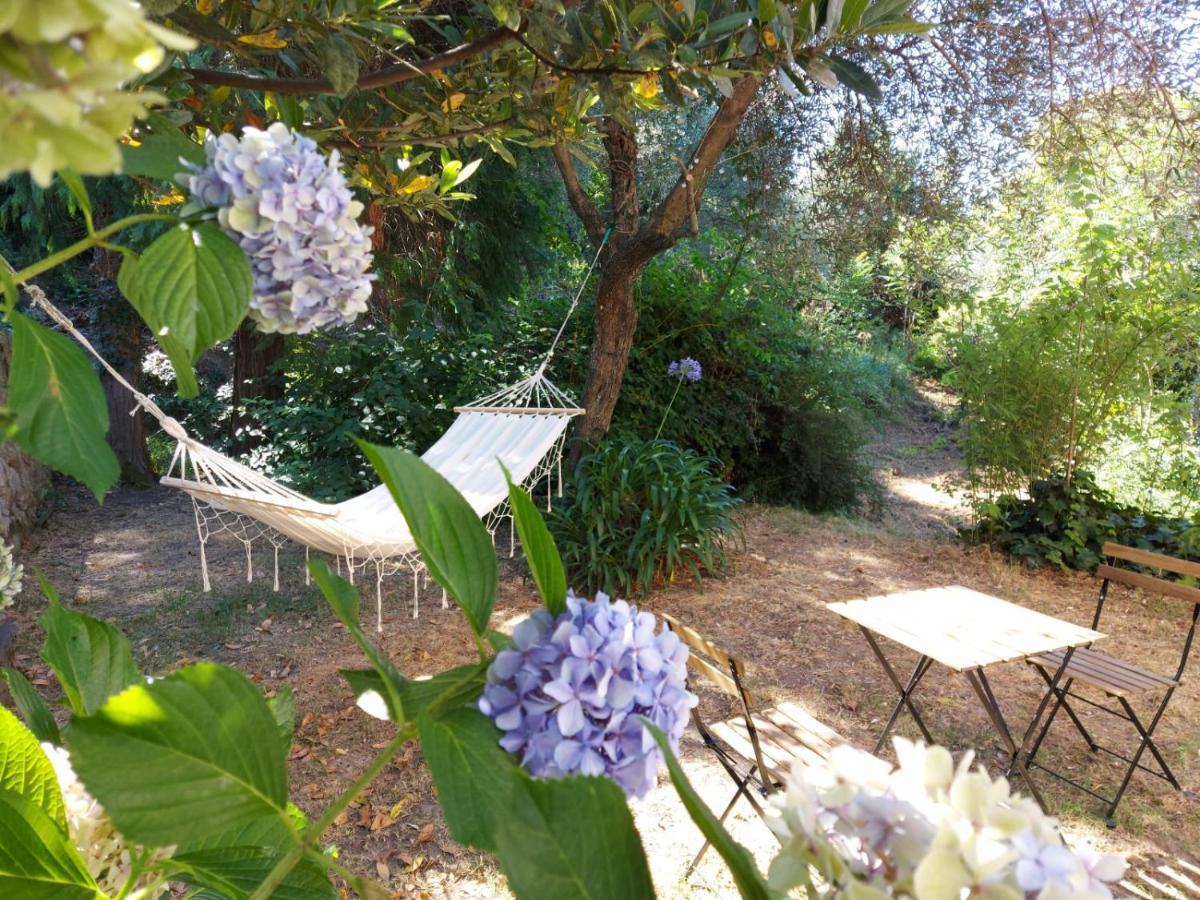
121, 222, 251, 398
309, 561, 407, 719
0, 706, 65, 828
8, 312, 119, 501
318, 34, 359, 97
172, 847, 335, 900
1, 668, 61, 745
451, 158, 483, 188
0, 790, 98, 899
825, 53, 882, 100
357, 443, 498, 636
706, 11, 752, 37
57, 170, 92, 227
0, 265, 17, 312
268, 686, 295, 750
399, 663, 486, 719
339, 668, 399, 721
415, 707, 516, 853
66, 662, 294, 850
494, 774, 655, 900
644, 721, 770, 899
122, 111, 207, 181
39, 595, 141, 717
502, 465, 567, 616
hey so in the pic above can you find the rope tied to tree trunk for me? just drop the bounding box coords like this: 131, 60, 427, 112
535, 225, 613, 379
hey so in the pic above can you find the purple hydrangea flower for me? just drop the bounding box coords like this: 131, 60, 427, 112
668, 357, 702, 383
479, 591, 697, 798
187, 123, 375, 335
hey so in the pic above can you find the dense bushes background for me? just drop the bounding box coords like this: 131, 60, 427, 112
154, 231, 908, 510
965, 472, 1200, 572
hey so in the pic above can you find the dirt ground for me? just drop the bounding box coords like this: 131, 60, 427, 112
5, 384, 1199, 898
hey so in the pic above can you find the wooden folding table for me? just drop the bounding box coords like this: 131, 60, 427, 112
828, 585, 1104, 810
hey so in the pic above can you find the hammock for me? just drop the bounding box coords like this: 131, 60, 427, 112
22, 230, 609, 630
159, 371, 582, 628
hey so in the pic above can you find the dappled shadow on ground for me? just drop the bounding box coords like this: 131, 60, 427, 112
7, 477, 1197, 896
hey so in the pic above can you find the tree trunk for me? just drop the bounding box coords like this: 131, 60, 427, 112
96, 300, 153, 484
578, 263, 643, 443
231, 323, 286, 452
103, 367, 153, 484
552, 76, 761, 444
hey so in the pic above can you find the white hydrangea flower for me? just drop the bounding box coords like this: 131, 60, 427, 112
187, 123, 375, 335
766, 737, 1126, 898
40, 742, 172, 898
0, 539, 23, 609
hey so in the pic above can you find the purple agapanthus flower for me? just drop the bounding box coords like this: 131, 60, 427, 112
187, 123, 375, 335
668, 357, 702, 383
479, 591, 697, 798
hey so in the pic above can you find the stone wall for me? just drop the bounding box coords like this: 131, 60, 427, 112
0, 331, 50, 543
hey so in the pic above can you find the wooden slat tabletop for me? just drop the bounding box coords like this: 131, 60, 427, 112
827, 586, 1104, 672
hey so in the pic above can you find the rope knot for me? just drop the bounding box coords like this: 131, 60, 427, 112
161, 417, 189, 442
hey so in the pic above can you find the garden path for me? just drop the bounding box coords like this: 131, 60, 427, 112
7, 384, 1197, 898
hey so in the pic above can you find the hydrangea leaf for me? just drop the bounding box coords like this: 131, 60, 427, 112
122, 222, 251, 397
399, 663, 487, 719
267, 685, 295, 749
7, 312, 119, 501
493, 774, 654, 900
0, 668, 61, 746
171, 847, 335, 900
415, 707, 517, 853
644, 721, 771, 900
0, 706, 65, 829
502, 464, 567, 616
357, 443, 498, 636
121, 114, 204, 182
309, 561, 407, 719
65, 662, 295, 851
38, 595, 142, 717
0, 789, 98, 900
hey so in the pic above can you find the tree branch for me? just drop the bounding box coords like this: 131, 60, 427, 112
333, 117, 514, 149
551, 143, 606, 248
185, 27, 515, 95
638, 74, 761, 255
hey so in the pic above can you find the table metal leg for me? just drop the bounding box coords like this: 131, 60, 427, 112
964, 667, 1049, 812
860, 626, 935, 752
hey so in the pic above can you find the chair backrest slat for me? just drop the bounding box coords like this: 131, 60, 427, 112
662, 613, 743, 676
662, 613, 751, 705
1097, 564, 1200, 607
1102, 542, 1200, 581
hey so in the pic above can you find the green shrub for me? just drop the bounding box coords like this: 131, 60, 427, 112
607, 240, 906, 510
549, 437, 741, 597
965, 471, 1200, 572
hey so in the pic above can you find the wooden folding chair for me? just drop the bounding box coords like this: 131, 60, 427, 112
662, 613, 852, 875
1023, 542, 1200, 825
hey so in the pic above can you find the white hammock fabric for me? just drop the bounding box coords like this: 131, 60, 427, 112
158, 372, 582, 628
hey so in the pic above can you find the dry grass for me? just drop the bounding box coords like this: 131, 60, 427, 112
5, 385, 1196, 897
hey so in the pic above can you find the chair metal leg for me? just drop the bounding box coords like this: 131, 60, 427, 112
860, 627, 935, 751
1027, 667, 1099, 762
685, 766, 756, 878
1106, 690, 1180, 823
1117, 694, 1180, 791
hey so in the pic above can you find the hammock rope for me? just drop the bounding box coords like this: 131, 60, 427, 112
13, 228, 610, 629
